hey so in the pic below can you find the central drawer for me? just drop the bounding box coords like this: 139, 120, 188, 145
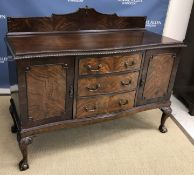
76, 91, 136, 118
78, 72, 139, 96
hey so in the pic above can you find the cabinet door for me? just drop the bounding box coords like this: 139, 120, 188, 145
18, 57, 74, 127
137, 49, 178, 105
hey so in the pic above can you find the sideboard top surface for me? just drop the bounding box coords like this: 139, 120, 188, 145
6, 30, 184, 59
5, 7, 185, 59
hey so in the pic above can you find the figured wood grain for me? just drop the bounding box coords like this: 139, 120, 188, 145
53, 8, 146, 31
17, 56, 75, 127
26, 64, 66, 121
76, 91, 135, 118
79, 53, 142, 75
113, 54, 142, 72
108, 92, 136, 113
7, 7, 146, 33
76, 96, 108, 118
78, 72, 139, 96
7, 17, 53, 32
143, 54, 174, 99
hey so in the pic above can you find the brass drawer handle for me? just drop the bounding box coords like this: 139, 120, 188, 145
121, 80, 132, 86
87, 64, 102, 72
124, 61, 135, 68
119, 99, 128, 106
84, 105, 96, 112
87, 83, 101, 92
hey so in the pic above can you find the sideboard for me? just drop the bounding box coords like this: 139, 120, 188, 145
5, 7, 185, 171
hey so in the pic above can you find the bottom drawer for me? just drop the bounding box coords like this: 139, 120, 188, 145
76, 91, 136, 118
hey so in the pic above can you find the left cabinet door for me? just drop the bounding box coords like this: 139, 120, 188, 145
17, 57, 75, 127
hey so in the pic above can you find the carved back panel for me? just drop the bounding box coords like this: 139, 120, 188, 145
7, 17, 53, 32
7, 7, 146, 32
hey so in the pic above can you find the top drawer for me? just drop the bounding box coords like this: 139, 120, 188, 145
79, 53, 142, 75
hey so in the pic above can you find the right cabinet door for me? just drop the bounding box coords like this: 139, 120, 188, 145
137, 49, 179, 105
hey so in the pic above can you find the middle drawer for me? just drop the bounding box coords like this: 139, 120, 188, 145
78, 72, 139, 97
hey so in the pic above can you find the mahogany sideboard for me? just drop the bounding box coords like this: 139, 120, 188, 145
5, 7, 185, 171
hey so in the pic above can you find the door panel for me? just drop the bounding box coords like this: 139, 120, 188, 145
143, 54, 174, 99
27, 64, 66, 121
136, 49, 178, 105
17, 57, 75, 128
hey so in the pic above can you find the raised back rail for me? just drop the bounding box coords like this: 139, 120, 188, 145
7, 7, 146, 33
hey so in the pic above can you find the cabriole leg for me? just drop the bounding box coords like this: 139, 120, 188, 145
17, 134, 33, 171
159, 107, 172, 133
9, 99, 18, 133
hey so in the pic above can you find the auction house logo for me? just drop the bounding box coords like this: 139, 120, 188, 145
68, 0, 84, 2
146, 20, 162, 28
0, 57, 8, 63
0, 14, 6, 19
118, 0, 143, 5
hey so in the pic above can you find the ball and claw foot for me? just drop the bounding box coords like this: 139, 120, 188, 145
159, 125, 168, 133
17, 136, 32, 171
19, 159, 29, 171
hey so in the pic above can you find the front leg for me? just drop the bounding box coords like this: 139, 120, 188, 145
9, 99, 18, 133
17, 134, 33, 171
159, 107, 172, 133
